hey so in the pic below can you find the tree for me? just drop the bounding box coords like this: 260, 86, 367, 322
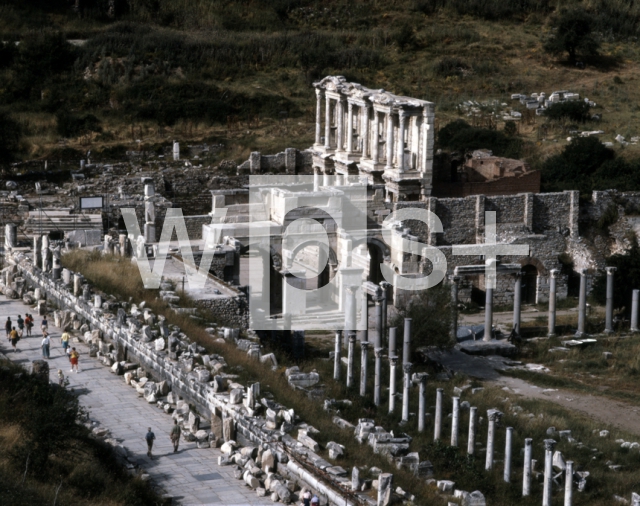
592, 239, 640, 314
541, 136, 614, 192
544, 8, 599, 62
390, 282, 455, 353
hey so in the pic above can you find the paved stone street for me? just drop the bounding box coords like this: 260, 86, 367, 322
0, 295, 270, 506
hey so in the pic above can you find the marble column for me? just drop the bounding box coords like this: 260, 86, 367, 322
315, 89, 323, 146
333, 330, 342, 380
324, 96, 331, 149
605, 266, 617, 333
543, 439, 557, 506
372, 110, 380, 163
375, 293, 383, 349
565, 460, 573, 506
402, 318, 411, 364
336, 99, 344, 152
397, 111, 406, 172
33, 235, 42, 268
513, 272, 522, 337
631, 289, 640, 332
548, 269, 559, 337
374, 347, 383, 406
485, 409, 503, 470
576, 269, 587, 337
401, 363, 412, 422
362, 105, 370, 157
323, 171, 331, 187
388, 326, 397, 358
484, 287, 494, 342
417, 373, 427, 432
314, 169, 320, 192
94, 294, 102, 309
504, 427, 513, 483
451, 275, 460, 342
345, 285, 358, 348
388, 355, 398, 414
73, 274, 83, 297
347, 332, 356, 388
451, 396, 460, 447
385, 113, 394, 171
360, 341, 369, 397
523, 438, 533, 496
434, 388, 443, 441
380, 281, 390, 340
41, 235, 50, 272
346, 102, 354, 153
421, 106, 433, 175
4, 223, 16, 250
467, 406, 477, 455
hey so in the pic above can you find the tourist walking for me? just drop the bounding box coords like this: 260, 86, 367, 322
9, 327, 18, 352
146, 427, 156, 457
16, 315, 24, 337
41, 316, 48, 334
41, 334, 50, 359
60, 331, 70, 354
5, 317, 11, 337
25, 314, 33, 336
170, 420, 181, 453
301, 490, 311, 506
69, 347, 80, 373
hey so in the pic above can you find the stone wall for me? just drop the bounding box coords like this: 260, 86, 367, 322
237, 149, 313, 174
194, 295, 249, 328
432, 170, 541, 198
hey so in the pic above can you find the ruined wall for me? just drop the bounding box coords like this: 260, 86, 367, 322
432, 171, 540, 198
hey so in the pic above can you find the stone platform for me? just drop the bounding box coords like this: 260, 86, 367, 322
456, 339, 518, 357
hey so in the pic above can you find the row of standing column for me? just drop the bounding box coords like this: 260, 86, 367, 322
459, 267, 627, 341
431, 390, 576, 505
315, 90, 432, 173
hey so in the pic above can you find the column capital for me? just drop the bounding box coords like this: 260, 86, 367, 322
403, 362, 413, 375
513, 271, 523, 279
398, 109, 407, 120
416, 372, 428, 384
361, 341, 370, 350
374, 347, 384, 358
606, 266, 617, 275
315, 88, 324, 98
436, 387, 444, 393
579, 268, 588, 276
348, 332, 357, 343
389, 355, 398, 366
379, 281, 392, 291
335, 329, 343, 337
550, 269, 560, 278
543, 439, 556, 451
487, 408, 503, 422
346, 285, 360, 295
449, 275, 461, 283
524, 437, 533, 446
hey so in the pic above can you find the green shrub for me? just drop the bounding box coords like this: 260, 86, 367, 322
544, 101, 591, 123
56, 110, 102, 138
67, 463, 108, 498
438, 119, 523, 158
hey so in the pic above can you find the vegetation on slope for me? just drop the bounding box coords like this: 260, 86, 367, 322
0, 359, 160, 506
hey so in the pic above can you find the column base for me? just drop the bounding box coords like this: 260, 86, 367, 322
604, 329, 614, 334
574, 331, 587, 338
547, 333, 556, 338
631, 327, 639, 333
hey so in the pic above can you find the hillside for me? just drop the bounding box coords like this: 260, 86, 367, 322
2, 1, 640, 179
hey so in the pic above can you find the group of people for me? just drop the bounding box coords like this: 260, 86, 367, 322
4, 314, 80, 372
4, 314, 34, 352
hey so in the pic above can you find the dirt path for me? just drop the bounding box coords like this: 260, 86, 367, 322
433, 348, 640, 437
497, 375, 640, 437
